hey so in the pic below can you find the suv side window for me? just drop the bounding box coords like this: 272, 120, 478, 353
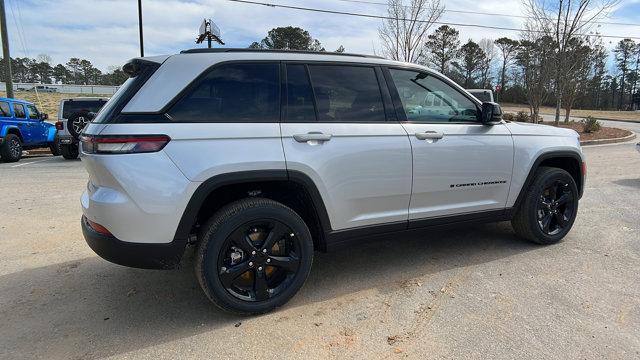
0, 101, 10, 117
27, 104, 40, 119
307, 65, 385, 122
389, 68, 479, 123
168, 62, 280, 122
286, 64, 316, 122
13, 104, 26, 119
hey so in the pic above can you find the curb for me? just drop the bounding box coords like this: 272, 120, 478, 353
580, 132, 636, 146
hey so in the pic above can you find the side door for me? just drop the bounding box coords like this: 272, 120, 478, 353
384, 67, 514, 224
280, 63, 413, 232
11, 103, 32, 144
25, 104, 48, 144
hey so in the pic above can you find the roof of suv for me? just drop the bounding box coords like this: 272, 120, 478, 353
123, 48, 425, 113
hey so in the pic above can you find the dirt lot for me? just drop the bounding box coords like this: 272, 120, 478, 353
0, 91, 99, 119
503, 103, 640, 123
0, 142, 639, 359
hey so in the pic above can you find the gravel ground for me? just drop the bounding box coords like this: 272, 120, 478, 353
0, 141, 638, 360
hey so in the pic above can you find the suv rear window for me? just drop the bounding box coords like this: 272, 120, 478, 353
307, 65, 385, 122
62, 100, 107, 119
0, 102, 10, 117
168, 63, 280, 122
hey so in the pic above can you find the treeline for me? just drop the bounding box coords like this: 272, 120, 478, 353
0, 55, 128, 86
420, 25, 639, 114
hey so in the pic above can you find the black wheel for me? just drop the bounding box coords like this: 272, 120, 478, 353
50, 136, 61, 156
61, 144, 79, 160
67, 111, 94, 139
511, 167, 578, 244
195, 198, 313, 315
1, 133, 22, 163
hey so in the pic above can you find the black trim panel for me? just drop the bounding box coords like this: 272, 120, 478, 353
83, 216, 187, 270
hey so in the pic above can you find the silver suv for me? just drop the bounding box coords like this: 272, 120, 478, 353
80, 49, 585, 314
56, 97, 108, 159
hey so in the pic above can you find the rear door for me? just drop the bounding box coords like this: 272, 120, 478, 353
280, 63, 412, 231
385, 68, 513, 223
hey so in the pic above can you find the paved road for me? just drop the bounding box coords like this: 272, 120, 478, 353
538, 113, 640, 134
0, 143, 639, 359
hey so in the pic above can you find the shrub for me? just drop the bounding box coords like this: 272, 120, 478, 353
515, 111, 530, 122
502, 112, 515, 121
582, 116, 601, 133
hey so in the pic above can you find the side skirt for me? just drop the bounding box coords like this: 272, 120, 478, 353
324, 209, 512, 251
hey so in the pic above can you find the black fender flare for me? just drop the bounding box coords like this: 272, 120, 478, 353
172, 169, 333, 244
511, 150, 584, 213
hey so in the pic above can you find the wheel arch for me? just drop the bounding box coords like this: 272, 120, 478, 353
513, 150, 584, 212
1, 126, 23, 142
173, 170, 332, 251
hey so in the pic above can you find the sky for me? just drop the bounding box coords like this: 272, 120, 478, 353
4, 0, 640, 72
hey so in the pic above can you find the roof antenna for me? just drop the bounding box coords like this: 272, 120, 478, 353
196, 19, 225, 48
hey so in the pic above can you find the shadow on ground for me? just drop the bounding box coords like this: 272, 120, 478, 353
0, 222, 540, 358
613, 178, 640, 189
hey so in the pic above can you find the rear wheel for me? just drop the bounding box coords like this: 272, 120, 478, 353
511, 167, 578, 244
1, 134, 22, 163
49, 136, 61, 156
195, 198, 313, 315
61, 144, 79, 160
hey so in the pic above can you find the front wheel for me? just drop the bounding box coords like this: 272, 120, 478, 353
195, 198, 314, 315
61, 144, 79, 160
0, 134, 23, 163
511, 167, 579, 244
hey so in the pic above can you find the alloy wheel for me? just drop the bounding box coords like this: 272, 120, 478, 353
218, 219, 301, 302
536, 179, 575, 235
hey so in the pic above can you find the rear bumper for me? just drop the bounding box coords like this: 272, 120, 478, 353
82, 216, 187, 270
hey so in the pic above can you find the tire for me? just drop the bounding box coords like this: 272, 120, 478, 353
0, 133, 23, 163
195, 197, 314, 315
67, 111, 94, 139
61, 144, 79, 160
50, 136, 61, 156
511, 166, 579, 244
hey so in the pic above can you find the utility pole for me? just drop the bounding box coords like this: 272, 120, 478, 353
0, 0, 13, 98
137, 0, 144, 57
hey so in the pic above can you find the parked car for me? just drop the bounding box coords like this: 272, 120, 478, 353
0, 97, 56, 162
55, 97, 108, 159
467, 89, 494, 103
26, 85, 57, 93
80, 49, 585, 315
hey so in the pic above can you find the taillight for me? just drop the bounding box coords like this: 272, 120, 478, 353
85, 217, 113, 236
80, 134, 170, 154
581, 161, 587, 177
55, 121, 63, 130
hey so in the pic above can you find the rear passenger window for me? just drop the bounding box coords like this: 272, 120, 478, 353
0, 102, 10, 117
308, 65, 385, 122
13, 104, 26, 118
286, 64, 316, 122
168, 63, 280, 122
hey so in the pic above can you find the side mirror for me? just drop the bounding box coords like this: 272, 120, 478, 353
41, 113, 48, 121
481, 102, 502, 125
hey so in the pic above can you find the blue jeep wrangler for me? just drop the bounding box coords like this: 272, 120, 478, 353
0, 97, 57, 163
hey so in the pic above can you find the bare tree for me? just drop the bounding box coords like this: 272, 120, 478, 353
561, 38, 593, 121
516, 34, 556, 123
378, 0, 444, 63
495, 37, 519, 99
523, 0, 618, 126
478, 38, 496, 89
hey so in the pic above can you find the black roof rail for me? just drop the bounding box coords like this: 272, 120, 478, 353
179, 48, 384, 59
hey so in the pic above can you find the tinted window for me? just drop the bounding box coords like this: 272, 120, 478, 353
168, 63, 280, 122
389, 69, 479, 123
27, 104, 40, 119
62, 100, 107, 118
308, 65, 385, 122
286, 64, 316, 122
13, 104, 26, 118
469, 90, 492, 102
0, 102, 10, 117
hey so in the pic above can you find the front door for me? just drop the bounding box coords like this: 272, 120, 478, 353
385, 68, 514, 222
280, 63, 413, 231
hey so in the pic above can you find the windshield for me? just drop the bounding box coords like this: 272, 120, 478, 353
62, 100, 107, 118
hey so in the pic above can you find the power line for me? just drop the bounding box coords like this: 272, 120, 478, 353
225, 0, 640, 40
330, 0, 640, 27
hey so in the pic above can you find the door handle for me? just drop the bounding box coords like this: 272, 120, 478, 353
293, 132, 332, 143
415, 131, 444, 140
